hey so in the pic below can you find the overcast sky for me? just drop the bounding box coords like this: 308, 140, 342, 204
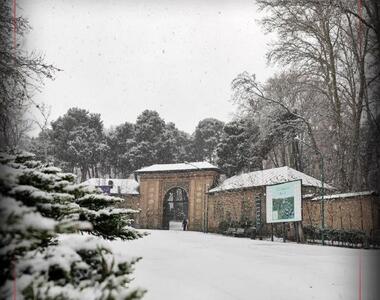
20, 0, 275, 135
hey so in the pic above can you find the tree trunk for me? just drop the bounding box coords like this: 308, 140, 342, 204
95, 164, 99, 178
81, 167, 87, 182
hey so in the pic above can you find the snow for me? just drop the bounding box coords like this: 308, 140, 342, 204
63, 183, 98, 193
40, 166, 62, 173
58, 233, 116, 253
169, 221, 183, 230
22, 211, 57, 230
134, 161, 220, 173
0, 197, 56, 231
88, 207, 138, 216
11, 185, 54, 202
13, 150, 35, 160
0, 164, 21, 185
0, 152, 17, 163
1, 196, 34, 216
76, 193, 124, 204
26, 169, 57, 183
18, 241, 83, 273
3, 233, 141, 300
311, 190, 376, 201
50, 192, 75, 202
110, 230, 379, 300
209, 166, 335, 193
83, 178, 140, 195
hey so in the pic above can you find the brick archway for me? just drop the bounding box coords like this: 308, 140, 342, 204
135, 164, 220, 231
162, 187, 189, 230
162, 181, 190, 196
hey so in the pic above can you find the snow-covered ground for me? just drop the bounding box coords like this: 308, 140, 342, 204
111, 230, 380, 300
169, 221, 183, 231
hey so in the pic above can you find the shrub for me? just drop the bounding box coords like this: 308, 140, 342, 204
303, 225, 369, 247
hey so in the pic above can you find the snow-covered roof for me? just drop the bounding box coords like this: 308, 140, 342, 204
208, 166, 334, 193
310, 190, 377, 201
135, 162, 220, 173
82, 178, 139, 195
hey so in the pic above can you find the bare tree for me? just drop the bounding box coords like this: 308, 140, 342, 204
0, 0, 59, 150
231, 71, 332, 180
255, 0, 372, 190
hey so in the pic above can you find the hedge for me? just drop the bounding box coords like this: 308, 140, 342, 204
303, 226, 370, 248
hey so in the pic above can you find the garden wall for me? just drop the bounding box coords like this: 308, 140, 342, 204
207, 189, 379, 238
303, 193, 380, 235
207, 188, 263, 232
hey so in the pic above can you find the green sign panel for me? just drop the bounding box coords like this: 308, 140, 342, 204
266, 180, 302, 223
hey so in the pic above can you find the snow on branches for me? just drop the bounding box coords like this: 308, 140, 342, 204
0, 151, 145, 299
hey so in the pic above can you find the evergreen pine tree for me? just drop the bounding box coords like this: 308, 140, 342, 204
0, 150, 145, 299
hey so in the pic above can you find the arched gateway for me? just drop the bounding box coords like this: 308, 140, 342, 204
163, 187, 188, 230
134, 162, 221, 231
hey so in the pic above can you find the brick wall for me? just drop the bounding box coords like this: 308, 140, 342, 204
303, 195, 380, 235
207, 188, 379, 236
115, 184, 380, 237
207, 187, 265, 232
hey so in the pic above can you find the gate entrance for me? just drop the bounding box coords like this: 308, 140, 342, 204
163, 187, 188, 230
135, 161, 220, 230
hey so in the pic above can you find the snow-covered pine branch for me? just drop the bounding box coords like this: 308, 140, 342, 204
0, 151, 145, 299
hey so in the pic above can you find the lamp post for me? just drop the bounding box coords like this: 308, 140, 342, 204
294, 137, 325, 245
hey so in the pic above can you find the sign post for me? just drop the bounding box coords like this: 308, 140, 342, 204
266, 180, 302, 241
271, 223, 274, 242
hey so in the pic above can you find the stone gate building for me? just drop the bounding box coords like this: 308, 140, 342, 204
134, 162, 220, 231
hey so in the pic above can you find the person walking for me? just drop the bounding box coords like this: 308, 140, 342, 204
182, 218, 188, 231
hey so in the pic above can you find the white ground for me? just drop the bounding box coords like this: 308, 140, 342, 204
111, 230, 380, 300
169, 221, 183, 231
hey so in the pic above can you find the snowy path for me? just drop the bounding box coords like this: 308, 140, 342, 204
112, 230, 379, 300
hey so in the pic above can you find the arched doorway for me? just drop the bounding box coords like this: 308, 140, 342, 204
163, 187, 189, 230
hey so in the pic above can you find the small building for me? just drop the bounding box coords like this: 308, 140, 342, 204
82, 177, 140, 212
206, 166, 335, 233
82, 177, 139, 196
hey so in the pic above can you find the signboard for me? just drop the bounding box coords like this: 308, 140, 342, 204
266, 180, 302, 223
